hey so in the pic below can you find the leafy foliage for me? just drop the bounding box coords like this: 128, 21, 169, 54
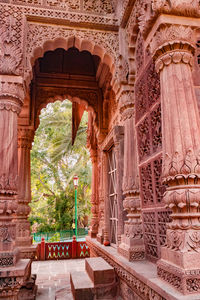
29, 100, 92, 233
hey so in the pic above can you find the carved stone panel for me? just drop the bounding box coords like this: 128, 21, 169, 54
135, 60, 170, 261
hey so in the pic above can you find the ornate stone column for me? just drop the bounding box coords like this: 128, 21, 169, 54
0, 75, 31, 299
89, 149, 99, 238
118, 90, 145, 261
150, 24, 200, 294
16, 126, 37, 259
113, 127, 124, 245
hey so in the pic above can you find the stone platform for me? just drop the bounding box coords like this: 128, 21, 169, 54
87, 237, 200, 300
32, 259, 85, 299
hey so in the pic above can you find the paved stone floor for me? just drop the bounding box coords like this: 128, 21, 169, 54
32, 259, 85, 300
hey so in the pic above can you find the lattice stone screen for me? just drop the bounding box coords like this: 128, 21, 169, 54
108, 147, 118, 246
135, 60, 171, 261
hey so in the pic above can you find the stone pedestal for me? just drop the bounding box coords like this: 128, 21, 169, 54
149, 24, 200, 294
118, 90, 145, 261
16, 127, 37, 260
0, 259, 31, 300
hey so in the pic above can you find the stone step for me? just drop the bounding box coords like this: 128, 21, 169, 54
55, 287, 73, 300
70, 270, 94, 300
85, 257, 115, 286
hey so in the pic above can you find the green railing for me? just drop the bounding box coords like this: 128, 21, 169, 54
32, 228, 88, 243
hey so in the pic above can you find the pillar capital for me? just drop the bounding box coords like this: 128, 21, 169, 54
152, 0, 200, 18
149, 24, 196, 72
0, 75, 25, 114
119, 89, 134, 117
18, 127, 34, 150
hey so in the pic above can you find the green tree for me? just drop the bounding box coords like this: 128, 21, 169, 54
29, 100, 92, 232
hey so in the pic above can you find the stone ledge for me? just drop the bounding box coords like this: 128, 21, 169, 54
0, 259, 30, 277
86, 237, 200, 300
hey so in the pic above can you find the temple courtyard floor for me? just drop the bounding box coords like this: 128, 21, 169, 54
32, 259, 85, 300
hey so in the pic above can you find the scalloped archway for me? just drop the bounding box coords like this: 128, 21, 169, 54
25, 24, 120, 93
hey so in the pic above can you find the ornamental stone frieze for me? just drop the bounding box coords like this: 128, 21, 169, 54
3, 0, 115, 15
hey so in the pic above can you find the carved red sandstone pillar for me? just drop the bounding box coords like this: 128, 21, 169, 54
16, 126, 37, 259
113, 127, 124, 245
150, 25, 200, 294
0, 76, 23, 262
118, 90, 145, 261
89, 149, 99, 238
0, 75, 31, 298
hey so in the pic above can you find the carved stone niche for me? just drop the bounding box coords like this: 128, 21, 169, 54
99, 125, 124, 247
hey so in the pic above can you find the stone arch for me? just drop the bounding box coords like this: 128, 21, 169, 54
25, 24, 120, 93
35, 93, 98, 132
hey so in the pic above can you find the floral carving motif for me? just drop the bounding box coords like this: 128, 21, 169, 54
0, 79, 24, 109
157, 266, 182, 292
13, 0, 114, 13
0, 174, 18, 195
147, 63, 160, 107
18, 128, 34, 149
165, 229, 200, 252
135, 61, 160, 124
155, 50, 194, 73
140, 163, 153, 205
0, 276, 23, 289
84, 0, 114, 14
0, 16, 22, 75
137, 117, 151, 161
0, 224, 15, 243
151, 105, 162, 153
158, 259, 200, 294
153, 157, 165, 203
135, 31, 144, 74
150, 25, 195, 58
152, 0, 200, 17
187, 278, 200, 293
135, 75, 147, 122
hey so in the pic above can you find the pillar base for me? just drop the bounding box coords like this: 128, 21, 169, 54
0, 248, 20, 268
15, 237, 33, 248
97, 233, 104, 244
157, 247, 200, 294
19, 245, 38, 260
0, 259, 32, 299
118, 242, 145, 261
88, 230, 97, 238
18, 274, 37, 300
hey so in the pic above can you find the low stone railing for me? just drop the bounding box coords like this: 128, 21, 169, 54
35, 236, 90, 260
